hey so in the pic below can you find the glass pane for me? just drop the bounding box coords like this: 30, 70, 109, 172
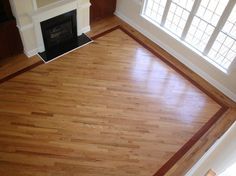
143, 0, 167, 24
196, 0, 229, 26
208, 4, 236, 70
186, 17, 213, 51
185, 0, 229, 52
165, 0, 194, 37
142, 0, 235, 71
172, 0, 194, 11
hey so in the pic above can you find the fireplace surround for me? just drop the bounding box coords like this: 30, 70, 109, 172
40, 10, 77, 52
9, 0, 91, 57
38, 9, 92, 62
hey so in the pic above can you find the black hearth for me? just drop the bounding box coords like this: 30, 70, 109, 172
39, 10, 92, 62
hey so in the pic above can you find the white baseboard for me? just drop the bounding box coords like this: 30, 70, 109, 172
115, 10, 236, 102
80, 26, 91, 34
24, 48, 38, 58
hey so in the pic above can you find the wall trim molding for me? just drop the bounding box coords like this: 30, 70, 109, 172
24, 48, 38, 58
80, 26, 91, 34
115, 10, 236, 102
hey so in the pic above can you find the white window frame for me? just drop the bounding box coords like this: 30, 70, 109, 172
181, 0, 201, 40
203, 0, 235, 55
32, 0, 38, 11
160, 0, 171, 26
141, 0, 236, 73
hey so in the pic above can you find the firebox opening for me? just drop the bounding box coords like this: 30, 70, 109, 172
38, 10, 92, 63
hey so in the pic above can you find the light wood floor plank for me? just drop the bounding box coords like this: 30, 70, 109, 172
0, 27, 224, 176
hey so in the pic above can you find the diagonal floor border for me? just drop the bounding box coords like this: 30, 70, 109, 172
0, 25, 229, 176
0, 60, 44, 84
91, 25, 229, 176
0, 26, 120, 85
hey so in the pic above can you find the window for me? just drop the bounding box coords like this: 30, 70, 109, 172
165, 0, 194, 37
143, 0, 167, 24
208, 4, 236, 70
185, 0, 229, 51
142, 0, 236, 72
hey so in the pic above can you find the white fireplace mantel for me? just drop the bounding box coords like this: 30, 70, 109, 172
9, 0, 91, 57
31, 0, 91, 53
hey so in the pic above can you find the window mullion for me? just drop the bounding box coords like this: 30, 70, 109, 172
160, 0, 172, 26
228, 56, 236, 73
181, 0, 201, 40
141, 0, 147, 15
32, 0, 38, 11
203, 0, 236, 55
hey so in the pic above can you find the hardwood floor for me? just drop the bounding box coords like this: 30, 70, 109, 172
0, 54, 42, 82
0, 16, 235, 176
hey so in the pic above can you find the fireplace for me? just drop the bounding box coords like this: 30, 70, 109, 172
38, 9, 92, 63
41, 10, 77, 52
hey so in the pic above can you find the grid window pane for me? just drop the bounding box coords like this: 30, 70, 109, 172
143, 0, 167, 24
142, 0, 235, 71
185, 0, 229, 52
164, 0, 194, 37
222, 4, 236, 38
208, 5, 236, 69
196, 0, 229, 26
186, 17, 213, 51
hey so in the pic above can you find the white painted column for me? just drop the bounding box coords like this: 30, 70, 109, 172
76, 1, 91, 35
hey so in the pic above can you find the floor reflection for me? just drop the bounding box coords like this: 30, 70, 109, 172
131, 47, 210, 123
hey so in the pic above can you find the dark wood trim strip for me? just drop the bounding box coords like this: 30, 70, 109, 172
0, 25, 229, 176
0, 60, 44, 84
91, 26, 120, 40
0, 26, 120, 84
114, 26, 229, 175
89, 25, 229, 175
118, 26, 225, 107
114, 25, 229, 175
153, 106, 228, 176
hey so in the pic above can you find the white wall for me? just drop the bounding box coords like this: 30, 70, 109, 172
186, 122, 236, 176
115, 0, 236, 102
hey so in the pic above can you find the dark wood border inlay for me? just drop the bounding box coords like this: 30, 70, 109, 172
117, 26, 228, 176
88, 25, 229, 176
0, 26, 120, 84
0, 60, 44, 84
91, 26, 120, 40
153, 107, 227, 176
118, 27, 225, 107
0, 25, 229, 176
